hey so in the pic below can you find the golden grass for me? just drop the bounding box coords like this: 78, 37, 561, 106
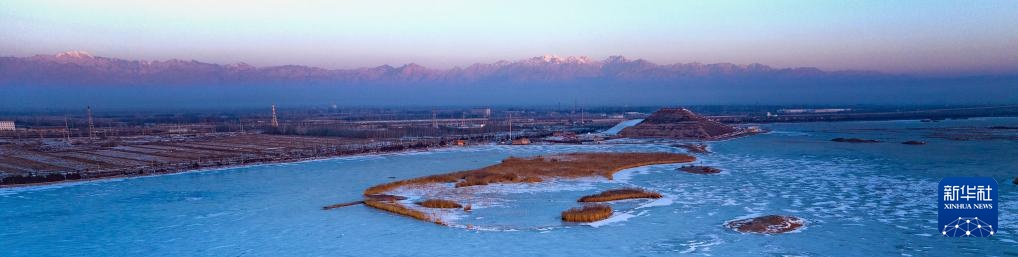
360, 152, 693, 226
364, 152, 694, 195
578, 188, 662, 202
417, 199, 463, 209
561, 204, 613, 222
363, 174, 461, 196
454, 172, 544, 187
365, 194, 408, 201
363, 199, 445, 225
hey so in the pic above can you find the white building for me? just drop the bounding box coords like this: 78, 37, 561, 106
0, 121, 14, 131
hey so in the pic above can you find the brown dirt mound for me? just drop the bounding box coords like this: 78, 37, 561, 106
725, 215, 805, 234
620, 108, 739, 139
678, 165, 721, 174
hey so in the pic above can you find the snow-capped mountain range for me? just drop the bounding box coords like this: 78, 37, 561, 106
0, 51, 885, 86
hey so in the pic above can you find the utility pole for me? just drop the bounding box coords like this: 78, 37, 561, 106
572, 100, 577, 125
580, 105, 585, 125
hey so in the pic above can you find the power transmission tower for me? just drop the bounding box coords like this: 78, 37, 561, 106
86, 106, 96, 140
64, 117, 71, 145
580, 105, 585, 125
271, 104, 280, 128
432, 110, 438, 128
507, 111, 512, 141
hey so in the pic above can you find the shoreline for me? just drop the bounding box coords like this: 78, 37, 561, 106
0, 139, 694, 190
0, 145, 454, 189
7, 116, 1012, 189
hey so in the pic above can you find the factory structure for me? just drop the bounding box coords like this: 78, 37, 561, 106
0, 121, 14, 131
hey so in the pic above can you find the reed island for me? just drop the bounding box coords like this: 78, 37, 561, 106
343, 152, 695, 225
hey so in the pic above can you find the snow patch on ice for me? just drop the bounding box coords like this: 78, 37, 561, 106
586, 212, 636, 228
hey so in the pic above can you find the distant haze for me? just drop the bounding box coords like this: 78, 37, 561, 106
1, 1, 1017, 76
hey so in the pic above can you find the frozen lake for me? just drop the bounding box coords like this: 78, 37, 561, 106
2, 118, 1017, 256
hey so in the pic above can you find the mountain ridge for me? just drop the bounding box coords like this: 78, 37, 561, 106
0, 51, 893, 86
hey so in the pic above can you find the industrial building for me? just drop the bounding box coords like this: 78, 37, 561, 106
0, 121, 15, 131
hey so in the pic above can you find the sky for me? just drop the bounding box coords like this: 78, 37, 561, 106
1, 0, 1016, 75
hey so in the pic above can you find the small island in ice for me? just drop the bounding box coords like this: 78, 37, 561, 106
339, 152, 695, 225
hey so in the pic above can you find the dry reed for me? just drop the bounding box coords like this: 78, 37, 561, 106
322, 201, 363, 210
365, 194, 408, 201
364, 152, 694, 195
361, 152, 693, 225
363, 199, 445, 225
417, 199, 463, 209
561, 204, 614, 222
578, 188, 662, 202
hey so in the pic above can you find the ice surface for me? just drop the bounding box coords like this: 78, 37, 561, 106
2, 118, 1018, 256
